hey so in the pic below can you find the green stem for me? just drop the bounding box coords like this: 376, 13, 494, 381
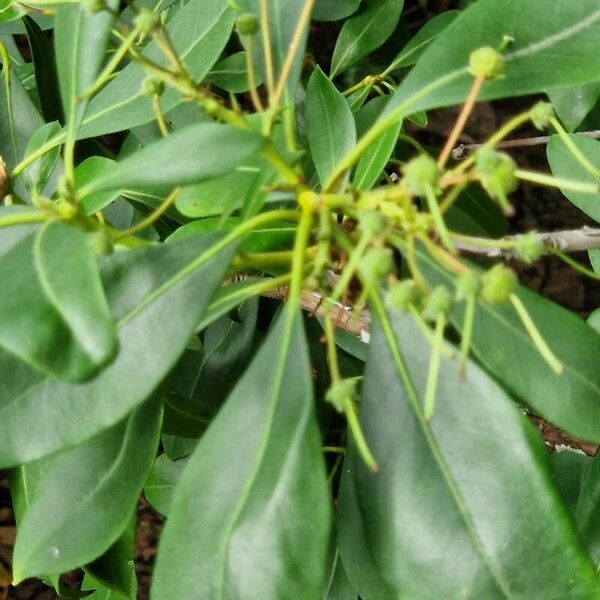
510, 294, 563, 375
550, 248, 600, 282
0, 210, 47, 228
459, 293, 476, 377
330, 232, 372, 302
323, 69, 465, 191
423, 313, 445, 421
425, 183, 454, 252
516, 169, 600, 194
114, 188, 180, 239
344, 395, 379, 471
11, 132, 66, 178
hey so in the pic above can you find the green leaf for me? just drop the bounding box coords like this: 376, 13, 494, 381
386, 0, 600, 118
12, 398, 161, 582
23, 16, 63, 123
81, 123, 265, 196
551, 452, 587, 519
79, 0, 233, 139
209, 52, 263, 93
575, 454, 600, 564
0, 55, 45, 196
54, 0, 118, 126
549, 83, 600, 132
85, 515, 138, 599
386, 10, 460, 73
330, 0, 404, 78
339, 308, 599, 597
144, 454, 187, 516
416, 249, 600, 444
589, 308, 600, 333
0, 231, 235, 467
313, 0, 361, 22
152, 308, 331, 598
306, 67, 356, 187
547, 133, 600, 223
161, 434, 198, 461
352, 121, 400, 191
75, 156, 120, 215
21, 120, 61, 195
322, 549, 358, 599
0, 221, 116, 382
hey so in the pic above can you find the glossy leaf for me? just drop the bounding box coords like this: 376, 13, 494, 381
386, 10, 460, 73
330, 0, 404, 78
306, 67, 356, 187
75, 156, 120, 215
152, 308, 331, 599
339, 308, 599, 597
12, 398, 162, 582
23, 16, 62, 123
352, 121, 400, 190
81, 123, 265, 196
0, 57, 45, 197
54, 0, 117, 125
547, 133, 600, 223
322, 549, 358, 599
575, 454, 600, 564
209, 52, 263, 93
0, 220, 116, 381
313, 0, 361, 22
79, 0, 233, 139
144, 454, 187, 517
549, 83, 600, 132
21, 120, 61, 195
85, 515, 137, 599
0, 231, 235, 467
417, 249, 600, 443
386, 0, 600, 118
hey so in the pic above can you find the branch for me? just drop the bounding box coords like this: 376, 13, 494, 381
453, 227, 600, 257
451, 130, 600, 160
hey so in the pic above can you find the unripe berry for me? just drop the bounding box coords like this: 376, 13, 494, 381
386, 279, 422, 312
514, 232, 545, 263
476, 148, 518, 214
142, 77, 165, 97
469, 46, 504, 79
134, 8, 161, 36
359, 248, 394, 284
530, 101, 555, 131
82, 0, 105, 13
358, 210, 386, 237
236, 13, 260, 36
402, 155, 440, 196
481, 264, 517, 304
423, 285, 453, 321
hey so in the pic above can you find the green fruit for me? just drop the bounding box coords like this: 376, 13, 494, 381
236, 13, 260, 36
402, 155, 440, 196
481, 264, 518, 304
423, 285, 453, 321
359, 248, 394, 284
456, 271, 479, 300
386, 280, 421, 312
469, 46, 504, 79
530, 101, 555, 131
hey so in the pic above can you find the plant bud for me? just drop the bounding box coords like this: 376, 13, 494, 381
423, 286, 453, 321
142, 77, 165, 97
326, 379, 356, 413
134, 8, 161, 36
481, 264, 517, 304
236, 12, 260, 36
456, 270, 479, 300
514, 232, 545, 263
402, 155, 440, 196
469, 46, 504, 79
386, 279, 421, 312
359, 248, 394, 284
530, 101, 555, 131
358, 210, 386, 237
